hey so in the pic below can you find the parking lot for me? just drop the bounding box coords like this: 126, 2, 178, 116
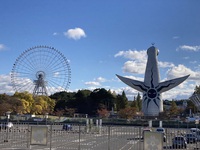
0, 122, 200, 149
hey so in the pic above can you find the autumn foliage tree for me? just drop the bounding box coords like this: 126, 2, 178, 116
169, 100, 179, 117
13, 91, 55, 115
118, 107, 137, 119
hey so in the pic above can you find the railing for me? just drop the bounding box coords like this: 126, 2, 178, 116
0, 122, 200, 150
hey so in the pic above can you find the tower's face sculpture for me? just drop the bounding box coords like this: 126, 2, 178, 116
116, 46, 189, 116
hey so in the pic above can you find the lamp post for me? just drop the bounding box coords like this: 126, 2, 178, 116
4, 111, 11, 142
6, 111, 11, 123
45, 113, 48, 125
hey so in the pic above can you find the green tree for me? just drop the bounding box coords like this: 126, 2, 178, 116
194, 85, 200, 94
185, 100, 197, 114
116, 91, 128, 111
74, 90, 91, 114
136, 93, 142, 111
131, 97, 139, 111
89, 88, 115, 115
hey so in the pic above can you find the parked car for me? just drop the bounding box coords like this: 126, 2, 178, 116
156, 127, 166, 142
190, 128, 200, 141
0, 122, 14, 130
172, 136, 187, 149
190, 128, 200, 133
62, 124, 72, 131
185, 133, 197, 143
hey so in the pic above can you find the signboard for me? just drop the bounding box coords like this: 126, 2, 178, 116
30, 126, 48, 145
144, 131, 163, 150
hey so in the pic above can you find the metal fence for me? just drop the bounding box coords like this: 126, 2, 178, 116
0, 121, 200, 150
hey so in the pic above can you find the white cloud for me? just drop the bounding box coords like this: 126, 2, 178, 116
183, 56, 189, 60
0, 44, 6, 51
166, 64, 200, 80
176, 45, 200, 52
95, 77, 106, 82
190, 60, 197, 64
64, 27, 86, 40
115, 50, 147, 74
0, 74, 14, 94
53, 32, 59, 36
172, 36, 179, 39
84, 77, 106, 87
115, 49, 174, 74
85, 81, 101, 86
158, 61, 174, 68
114, 49, 147, 61
123, 60, 146, 74
162, 82, 194, 100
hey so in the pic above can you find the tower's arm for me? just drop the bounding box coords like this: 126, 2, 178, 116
116, 74, 148, 92
157, 75, 190, 93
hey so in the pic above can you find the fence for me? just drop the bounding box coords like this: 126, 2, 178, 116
0, 121, 200, 150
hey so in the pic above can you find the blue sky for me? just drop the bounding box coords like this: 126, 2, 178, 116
0, 0, 200, 100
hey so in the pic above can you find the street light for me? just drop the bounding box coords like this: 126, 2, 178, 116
4, 111, 11, 143
45, 113, 48, 125
6, 111, 11, 122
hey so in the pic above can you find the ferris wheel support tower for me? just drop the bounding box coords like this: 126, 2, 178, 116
33, 71, 48, 95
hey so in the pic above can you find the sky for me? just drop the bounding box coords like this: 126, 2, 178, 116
0, 0, 200, 100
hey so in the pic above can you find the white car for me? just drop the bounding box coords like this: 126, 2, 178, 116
190, 128, 200, 141
190, 128, 200, 133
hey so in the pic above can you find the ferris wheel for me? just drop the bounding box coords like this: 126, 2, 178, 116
11, 45, 71, 96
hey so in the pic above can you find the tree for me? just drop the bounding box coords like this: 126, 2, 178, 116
131, 98, 139, 111
194, 85, 200, 94
74, 90, 91, 114
97, 104, 110, 118
169, 100, 179, 117
50, 91, 76, 101
118, 107, 137, 119
34, 95, 55, 114
13, 92, 55, 115
13, 92, 34, 113
136, 93, 142, 111
65, 108, 76, 117
185, 100, 197, 115
0, 103, 11, 115
89, 88, 115, 115
0, 94, 24, 114
131, 93, 142, 111
54, 109, 65, 119
116, 91, 128, 111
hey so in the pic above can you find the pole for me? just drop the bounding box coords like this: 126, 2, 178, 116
108, 126, 110, 150
78, 124, 81, 150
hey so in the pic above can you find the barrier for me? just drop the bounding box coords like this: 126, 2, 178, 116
0, 122, 200, 150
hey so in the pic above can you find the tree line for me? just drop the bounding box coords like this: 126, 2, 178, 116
0, 86, 199, 119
